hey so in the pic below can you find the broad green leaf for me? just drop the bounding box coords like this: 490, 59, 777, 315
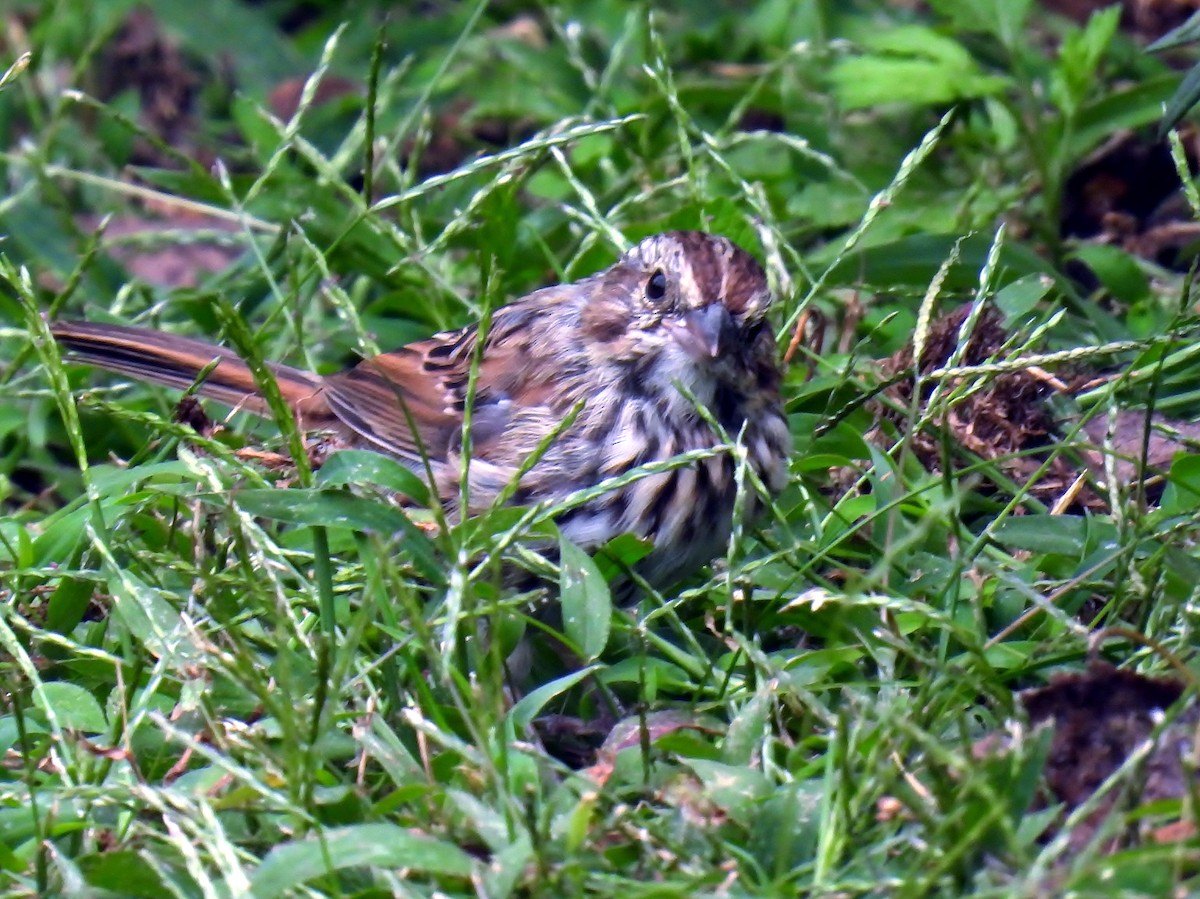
1162, 455, 1200, 515
482, 833, 533, 899
0, 718, 22, 756
994, 274, 1052, 321
682, 759, 772, 826
31, 505, 88, 567
315, 449, 431, 504
992, 516, 1087, 556
0, 517, 32, 567
508, 665, 602, 730
746, 781, 825, 878
105, 567, 198, 666
1069, 245, 1150, 305
233, 487, 398, 529
866, 443, 901, 510
867, 26, 975, 67
823, 233, 1068, 295
230, 94, 281, 164
981, 641, 1041, 670
927, 0, 1032, 44
723, 689, 771, 766
831, 26, 1007, 109
1074, 75, 1179, 154
39, 682, 107, 733
558, 536, 612, 662
250, 824, 472, 897
446, 789, 512, 853
831, 58, 1006, 109
593, 532, 653, 582
80, 851, 166, 898
46, 576, 94, 634
155, 0, 302, 92
0, 404, 28, 441
27, 463, 197, 566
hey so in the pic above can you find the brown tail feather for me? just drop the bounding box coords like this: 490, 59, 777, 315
51, 320, 333, 424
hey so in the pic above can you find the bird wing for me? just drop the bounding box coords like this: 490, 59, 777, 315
51, 320, 332, 424
319, 290, 578, 469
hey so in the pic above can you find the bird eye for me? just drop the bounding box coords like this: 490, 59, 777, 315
646, 269, 668, 301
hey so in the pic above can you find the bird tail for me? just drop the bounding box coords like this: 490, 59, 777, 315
50, 320, 330, 422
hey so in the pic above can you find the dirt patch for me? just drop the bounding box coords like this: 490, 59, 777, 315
95, 7, 210, 167
79, 214, 243, 288
851, 303, 1200, 509
990, 662, 1200, 853
1062, 129, 1200, 275
864, 304, 1089, 507
1080, 409, 1200, 484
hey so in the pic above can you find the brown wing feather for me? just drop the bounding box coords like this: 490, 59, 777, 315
55, 284, 590, 477
51, 320, 334, 425
318, 292, 581, 467
321, 344, 463, 463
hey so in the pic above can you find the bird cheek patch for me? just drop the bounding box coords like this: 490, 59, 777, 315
581, 302, 630, 344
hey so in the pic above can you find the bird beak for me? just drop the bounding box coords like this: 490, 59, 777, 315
668, 304, 736, 360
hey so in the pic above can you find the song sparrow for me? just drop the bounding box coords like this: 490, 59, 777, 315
52, 231, 791, 589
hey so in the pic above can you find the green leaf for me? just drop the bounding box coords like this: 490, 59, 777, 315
682, 759, 772, 826
723, 689, 771, 766
80, 851, 166, 898
39, 682, 107, 733
1162, 455, 1200, 515
508, 665, 602, 730
993, 273, 1052, 321
230, 94, 282, 164
593, 532, 653, 582
46, 576, 94, 634
831, 58, 1006, 109
1051, 6, 1120, 115
982, 640, 1041, 670
558, 536, 612, 662
831, 26, 1007, 109
315, 449, 431, 504
1069, 245, 1150, 305
30, 505, 88, 568
105, 567, 200, 666
1148, 9, 1200, 51
1159, 62, 1200, 137
992, 516, 1088, 556
1074, 75, 1179, 156
154, 0, 303, 93
481, 834, 534, 899
926, 0, 1032, 42
234, 487, 414, 533
824, 233, 1067, 294
249, 824, 473, 897
867, 25, 975, 67
0, 517, 32, 567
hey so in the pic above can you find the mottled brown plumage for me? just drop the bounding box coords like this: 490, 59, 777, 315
52, 231, 791, 589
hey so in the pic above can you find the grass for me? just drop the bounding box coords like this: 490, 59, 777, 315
4, 1, 1200, 895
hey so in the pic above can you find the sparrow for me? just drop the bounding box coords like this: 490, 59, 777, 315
51, 231, 791, 590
